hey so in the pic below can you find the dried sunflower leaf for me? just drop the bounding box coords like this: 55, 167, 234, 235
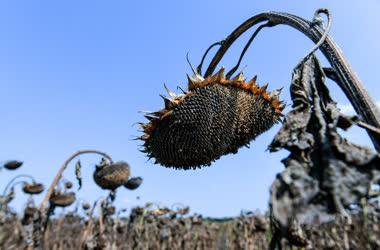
269, 55, 380, 242
75, 160, 82, 190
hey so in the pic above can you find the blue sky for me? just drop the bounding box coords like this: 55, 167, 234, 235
1, 1, 380, 217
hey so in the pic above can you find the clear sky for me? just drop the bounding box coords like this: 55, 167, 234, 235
1, 1, 380, 217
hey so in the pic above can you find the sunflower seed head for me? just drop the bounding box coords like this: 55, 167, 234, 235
65, 181, 73, 190
82, 202, 90, 210
50, 191, 76, 207
93, 161, 130, 190
3, 160, 23, 170
22, 182, 45, 195
124, 177, 143, 190
139, 68, 284, 169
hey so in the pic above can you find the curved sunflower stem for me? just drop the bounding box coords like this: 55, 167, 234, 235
204, 8, 380, 150
196, 40, 225, 75
39, 150, 113, 213
2, 174, 36, 198
225, 21, 274, 79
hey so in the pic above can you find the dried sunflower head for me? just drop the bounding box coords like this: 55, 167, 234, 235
82, 202, 90, 210
177, 206, 190, 216
2, 188, 15, 203
124, 177, 143, 190
93, 161, 130, 190
24, 206, 38, 217
133, 207, 145, 216
49, 191, 76, 207
64, 181, 73, 190
105, 206, 116, 216
139, 68, 284, 169
152, 207, 170, 217
22, 206, 38, 225
3, 160, 23, 170
22, 182, 44, 195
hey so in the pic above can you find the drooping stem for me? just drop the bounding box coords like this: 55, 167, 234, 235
39, 150, 113, 212
0, 175, 36, 210
204, 8, 380, 150
225, 21, 273, 79
2, 174, 36, 197
196, 40, 225, 76
355, 120, 380, 135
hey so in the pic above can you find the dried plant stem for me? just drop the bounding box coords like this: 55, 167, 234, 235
39, 150, 113, 212
355, 120, 380, 135
56, 217, 64, 244
43, 220, 50, 247
79, 199, 102, 248
79, 217, 95, 248
99, 206, 105, 241
99, 199, 107, 235
2, 174, 36, 197
204, 8, 380, 150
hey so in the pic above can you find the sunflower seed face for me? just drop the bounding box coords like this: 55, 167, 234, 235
140, 69, 283, 169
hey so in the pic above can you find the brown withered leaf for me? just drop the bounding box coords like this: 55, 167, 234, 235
75, 160, 82, 190
269, 55, 380, 245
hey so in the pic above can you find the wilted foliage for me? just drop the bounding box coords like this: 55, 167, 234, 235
24, 150, 142, 248
268, 55, 380, 246
135, 7, 380, 249
2, 7, 380, 250
0, 201, 379, 249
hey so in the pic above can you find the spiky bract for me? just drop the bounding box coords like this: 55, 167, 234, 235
140, 68, 284, 169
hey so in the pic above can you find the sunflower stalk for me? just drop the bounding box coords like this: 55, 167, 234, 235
34, 150, 113, 248
139, 7, 380, 248
39, 150, 113, 213
203, 8, 380, 151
